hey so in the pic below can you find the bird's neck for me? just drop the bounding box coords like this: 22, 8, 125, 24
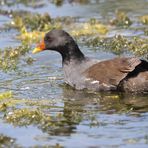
58, 42, 85, 65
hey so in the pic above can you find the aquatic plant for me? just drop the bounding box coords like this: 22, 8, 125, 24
0, 44, 32, 71
0, 134, 19, 148
0, 0, 45, 8
86, 35, 148, 59
140, 15, 148, 25
10, 14, 108, 43
10, 13, 62, 31
0, 91, 12, 100
71, 21, 108, 37
110, 10, 132, 27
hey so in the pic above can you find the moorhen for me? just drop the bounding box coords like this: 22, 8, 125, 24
32, 29, 148, 93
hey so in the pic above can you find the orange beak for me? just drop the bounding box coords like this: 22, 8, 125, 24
32, 40, 46, 54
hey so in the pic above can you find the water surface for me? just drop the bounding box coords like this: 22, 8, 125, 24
0, 0, 148, 147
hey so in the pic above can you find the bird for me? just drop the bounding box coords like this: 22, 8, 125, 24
32, 29, 148, 93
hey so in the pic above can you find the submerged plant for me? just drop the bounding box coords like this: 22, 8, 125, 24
0, 91, 12, 100
10, 13, 62, 31
17, 26, 45, 44
0, 44, 32, 71
71, 20, 108, 37
129, 37, 148, 58
6, 108, 49, 126
110, 10, 132, 27
140, 15, 148, 25
0, 91, 13, 111
0, 134, 19, 148
86, 35, 148, 59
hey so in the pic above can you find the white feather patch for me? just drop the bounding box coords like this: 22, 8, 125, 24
85, 78, 91, 81
91, 80, 99, 84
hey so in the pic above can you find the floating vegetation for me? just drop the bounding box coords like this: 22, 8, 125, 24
0, 89, 147, 144
129, 37, 148, 58
6, 108, 51, 126
0, 93, 82, 134
9, 13, 108, 43
0, 44, 32, 71
9, 13, 62, 31
0, 0, 45, 8
0, 91, 12, 100
52, 0, 64, 6
140, 15, 148, 25
11, 13, 108, 37
110, 10, 132, 27
71, 21, 108, 37
17, 26, 45, 44
0, 94, 124, 132
0, 91, 25, 112
86, 35, 148, 58
0, 91, 13, 111
0, 134, 19, 148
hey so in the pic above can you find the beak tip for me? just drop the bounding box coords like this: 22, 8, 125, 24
32, 50, 37, 54
33, 40, 45, 54
32, 47, 42, 54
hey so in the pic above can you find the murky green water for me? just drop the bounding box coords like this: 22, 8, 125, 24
0, 0, 148, 147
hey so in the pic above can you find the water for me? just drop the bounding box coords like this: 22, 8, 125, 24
0, 0, 148, 147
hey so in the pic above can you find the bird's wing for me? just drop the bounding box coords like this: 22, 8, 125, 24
84, 57, 141, 86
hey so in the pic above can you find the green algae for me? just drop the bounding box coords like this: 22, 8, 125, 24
6, 108, 50, 126
140, 15, 148, 25
0, 91, 12, 100
9, 13, 62, 32
10, 13, 108, 39
0, 134, 20, 148
8, 13, 108, 44
71, 22, 108, 37
4, 99, 82, 131
1, 98, 81, 135
0, 44, 32, 71
0, 0, 44, 8
110, 10, 132, 27
52, 0, 64, 6
0, 133, 62, 148
0, 91, 25, 112
0, 90, 147, 140
0, 91, 13, 111
0, 91, 79, 130
10, 13, 52, 31
86, 35, 148, 59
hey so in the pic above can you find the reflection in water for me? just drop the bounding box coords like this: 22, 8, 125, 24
41, 86, 148, 137
31, 87, 148, 147
62, 86, 148, 113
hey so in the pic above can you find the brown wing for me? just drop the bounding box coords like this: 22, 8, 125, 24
118, 60, 148, 92
84, 57, 141, 86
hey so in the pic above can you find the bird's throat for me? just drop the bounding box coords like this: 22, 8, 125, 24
59, 43, 85, 65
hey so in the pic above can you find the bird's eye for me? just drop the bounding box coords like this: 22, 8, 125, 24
46, 36, 52, 42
